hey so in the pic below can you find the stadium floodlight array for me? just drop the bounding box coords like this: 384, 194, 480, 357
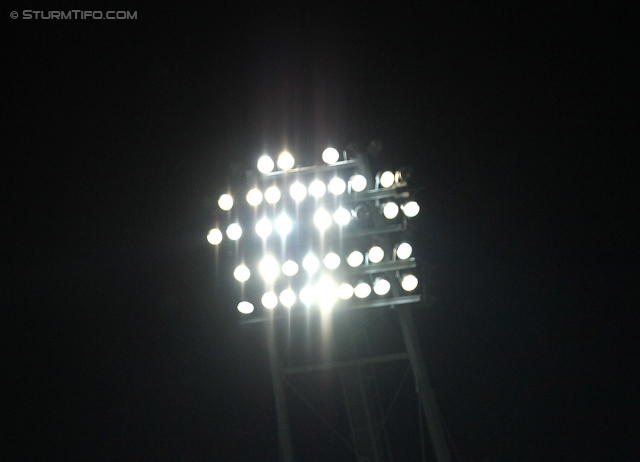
207, 148, 423, 315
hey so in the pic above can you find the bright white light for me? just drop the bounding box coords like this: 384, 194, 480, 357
277, 151, 295, 171
338, 283, 354, 300
354, 282, 372, 298
328, 177, 346, 195
314, 209, 332, 230
315, 277, 337, 310
350, 174, 367, 192
333, 207, 351, 226
323, 252, 340, 270
264, 186, 281, 204
402, 200, 420, 217
368, 246, 384, 263
282, 260, 299, 276
396, 243, 412, 260
279, 289, 296, 308
261, 292, 278, 309
259, 256, 280, 282
322, 147, 340, 164
275, 214, 293, 236
226, 223, 242, 240
246, 188, 263, 206
383, 202, 399, 219
373, 278, 391, 295
380, 171, 395, 188
302, 253, 320, 274
237, 301, 254, 314
308, 179, 326, 198
218, 194, 233, 211
255, 218, 272, 238
289, 182, 307, 202
347, 251, 364, 267
207, 228, 222, 245
233, 264, 250, 282
299, 286, 314, 306
257, 155, 275, 174
401, 274, 419, 291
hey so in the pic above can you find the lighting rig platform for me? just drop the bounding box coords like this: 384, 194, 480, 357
208, 144, 452, 462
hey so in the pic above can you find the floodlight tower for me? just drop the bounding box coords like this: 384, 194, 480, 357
208, 145, 452, 461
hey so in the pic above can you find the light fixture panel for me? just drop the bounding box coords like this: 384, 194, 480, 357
246, 188, 263, 206
277, 151, 295, 171
264, 186, 281, 204
401, 274, 419, 291
207, 228, 223, 245
237, 301, 254, 314
350, 174, 367, 192
322, 147, 340, 164
261, 292, 278, 309
328, 177, 346, 195
257, 155, 275, 174
290, 182, 307, 202
308, 179, 327, 198
383, 202, 399, 219
218, 194, 234, 211
379, 171, 395, 188
226, 223, 242, 240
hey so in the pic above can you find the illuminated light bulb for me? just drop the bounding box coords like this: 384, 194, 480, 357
237, 301, 254, 314
308, 179, 326, 198
373, 278, 391, 295
402, 200, 420, 217
233, 264, 251, 282
313, 209, 332, 230
401, 274, 419, 291
347, 250, 364, 267
264, 186, 281, 204
302, 253, 320, 274
354, 282, 372, 298
274, 214, 293, 236
255, 218, 273, 238
350, 174, 367, 192
257, 155, 275, 174
379, 171, 395, 188
261, 292, 278, 309
383, 201, 399, 219
246, 188, 263, 206
315, 277, 337, 310
368, 246, 384, 263
277, 151, 295, 171
299, 286, 314, 306
322, 147, 340, 164
289, 182, 307, 201
338, 283, 354, 300
279, 289, 296, 308
226, 223, 242, 240
323, 252, 340, 270
328, 177, 346, 195
282, 260, 299, 276
258, 256, 280, 282
218, 194, 233, 211
333, 207, 351, 226
207, 228, 222, 245
396, 243, 412, 260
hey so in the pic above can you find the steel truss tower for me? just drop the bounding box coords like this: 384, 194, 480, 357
209, 144, 452, 461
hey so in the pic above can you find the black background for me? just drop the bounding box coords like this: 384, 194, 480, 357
6, 3, 637, 460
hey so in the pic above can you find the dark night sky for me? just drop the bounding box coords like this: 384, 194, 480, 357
6, 3, 637, 460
